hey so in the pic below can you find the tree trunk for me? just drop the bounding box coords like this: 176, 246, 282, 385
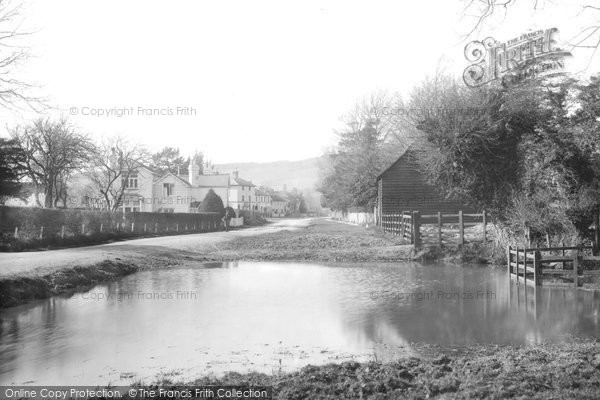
44, 186, 54, 208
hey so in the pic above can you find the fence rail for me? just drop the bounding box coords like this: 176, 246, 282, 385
507, 245, 598, 287
380, 211, 414, 244
380, 210, 487, 248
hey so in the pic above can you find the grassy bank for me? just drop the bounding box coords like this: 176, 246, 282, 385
177, 341, 600, 399
203, 220, 415, 262
0, 260, 140, 308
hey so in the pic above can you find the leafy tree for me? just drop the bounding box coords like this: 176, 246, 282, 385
199, 189, 225, 215
11, 118, 94, 208
298, 195, 308, 213
410, 70, 600, 245
151, 147, 186, 175
319, 93, 404, 211
0, 138, 27, 203
224, 206, 236, 219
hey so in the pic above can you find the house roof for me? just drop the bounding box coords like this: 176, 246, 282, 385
255, 189, 271, 197
276, 191, 300, 201
154, 173, 230, 188
154, 172, 192, 187
271, 194, 287, 202
231, 175, 255, 187
193, 174, 230, 188
130, 162, 161, 177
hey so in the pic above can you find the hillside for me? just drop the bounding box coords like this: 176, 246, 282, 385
214, 157, 323, 191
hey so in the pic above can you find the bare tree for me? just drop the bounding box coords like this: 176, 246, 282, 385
462, 0, 600, 67
11, 118, 94, 208
0, 0, 45, 111
87, 136, 148, 211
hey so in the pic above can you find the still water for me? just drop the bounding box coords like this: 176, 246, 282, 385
1, 261, 600, 385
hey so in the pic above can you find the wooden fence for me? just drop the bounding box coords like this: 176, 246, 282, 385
507, 245, 599, 287
380, 210, 487, 248
380, 212, 414, 244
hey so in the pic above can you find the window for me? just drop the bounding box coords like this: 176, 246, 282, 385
248, 196, 251, 202
163, 183, 174, 196
123, 171, 138, 188
242, 195, 244, 202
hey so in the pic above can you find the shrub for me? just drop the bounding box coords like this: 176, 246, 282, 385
199, 189, 225, 216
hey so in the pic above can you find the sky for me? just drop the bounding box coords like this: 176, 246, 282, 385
1, 0, 600, 163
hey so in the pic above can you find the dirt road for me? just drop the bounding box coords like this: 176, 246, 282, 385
0, 218, 313, 278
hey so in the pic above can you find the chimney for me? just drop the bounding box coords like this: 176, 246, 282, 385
233, 170, 239, 180
188, 159, 200, 185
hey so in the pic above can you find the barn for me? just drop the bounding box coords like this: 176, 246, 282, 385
376, 148, 472, 223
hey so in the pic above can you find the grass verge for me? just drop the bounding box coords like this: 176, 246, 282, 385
181, 341, 600, 399
0, 260, 139, 308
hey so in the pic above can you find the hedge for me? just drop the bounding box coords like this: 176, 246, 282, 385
0, 206, 222, 251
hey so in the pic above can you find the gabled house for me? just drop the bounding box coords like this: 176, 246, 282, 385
122, 159, 230, 213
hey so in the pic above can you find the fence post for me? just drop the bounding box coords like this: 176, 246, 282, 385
100, 223, 103, 233
144, 223, 147, 233
507, 245, 511, 275
185, 224, 188, 231
81, 223, 85, 235
39, 226, 44, 240
155, 222, 158, 233
515, 247, 520, 284
176, 223, 179, 232
458, 210, 464, 246
482, 209, 487, 243
61, 225, 65, 239
533, 250, 540, 286
573, 250, 579, 288
437, 211, 442, 247
14, 227, 18, 239
412, 211, 421, 248
595, 212, 600, 256
131, 222, 135, 232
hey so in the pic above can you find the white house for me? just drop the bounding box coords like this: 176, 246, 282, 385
254, 189, 272, 216
122, 160, 230, 213
228, 171, 256, 212
270, 193, 288, 217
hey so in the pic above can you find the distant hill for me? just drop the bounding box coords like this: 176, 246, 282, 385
214, 156, 323, 191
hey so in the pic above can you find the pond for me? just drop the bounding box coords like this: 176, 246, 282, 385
1, 261, 600, 385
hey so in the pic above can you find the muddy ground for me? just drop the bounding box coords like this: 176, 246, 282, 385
183, 341, 600, 399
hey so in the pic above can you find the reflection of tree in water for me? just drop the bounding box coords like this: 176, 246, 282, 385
511, 285, 600, 340
338, 268, 600, 349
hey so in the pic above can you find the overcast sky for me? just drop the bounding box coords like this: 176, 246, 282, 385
1, 0, 599, 163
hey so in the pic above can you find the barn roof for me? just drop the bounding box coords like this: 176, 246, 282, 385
376, 147, 414, 180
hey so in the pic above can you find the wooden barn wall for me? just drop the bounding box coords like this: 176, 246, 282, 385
378, 152, 474, 215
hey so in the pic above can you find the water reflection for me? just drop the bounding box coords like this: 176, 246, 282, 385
1, 261, 599, 385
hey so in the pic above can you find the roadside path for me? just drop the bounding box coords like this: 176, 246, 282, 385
0, 218, 313, 278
